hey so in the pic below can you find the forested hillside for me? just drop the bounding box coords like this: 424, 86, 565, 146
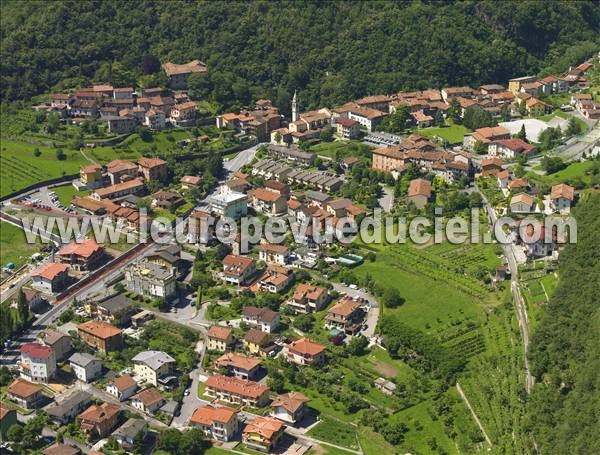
527, 193, 600, 454
2, 0, 599, 112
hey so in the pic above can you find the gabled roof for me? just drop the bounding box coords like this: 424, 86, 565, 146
31, 262, 69, 281
243, 416, 284, 439
327, 298, 361, 317
207, 325, 233, 341
550, 183, 575, 201
288, 337, 326, 356
190, 404, 238, 426
408, 179, 431, 198
132, 387, 164, 406
69, 352, 100, 368
137, 157, 167, 169
510, 193, 535, 206
58, 239, 103, 258
271, 392, 309, 413
293, 284, 327, 302
80, 402, 120, 423
78, 320, 123, 339
244, 329, 271, 346
8, 378, 42, 398
216, 352, 262, 371
242, 306, 279, 323
205, 374, 269, 398
21, 342, 54, 359
108, 374, 137, 392
131, 351, 175, 370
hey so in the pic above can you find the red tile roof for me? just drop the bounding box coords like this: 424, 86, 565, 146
288, 337, 326, 356
550, 183, 575, 201
207, 325, 233, 341
58, 239, 103, 258
408, 179, 432, 198
190, 404, 238, 426
21, 342, 54, 359
109, 374, 137, 392
31, 263, 69, 281
243, 416, 284, 439
78, 320, 123, 340
205, 374, 269, 399
8, 378, 42, 398
216, 352, 262, 371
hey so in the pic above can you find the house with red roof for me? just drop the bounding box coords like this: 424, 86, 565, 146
285, 337, 326, 366
205, 374, 270, 407
215, 352, 262, 380
325, 297, 364, 335
221, 255, 257, 285
407, 178, 432, 209
550, 183, 575, 213
7, 379, 45, 408
207, 325, 235, 352
243, 416, 285, 452
488, 139, 537, 159
31, 262, 70, 293
138, 157, 168, 181
57, 239, 105, 271
271, 392, 310, 425
190, 404, 239, 441
336, 117, 360, 138
77, 320, 123, 353
289, 284, 329, 313
20, 342, 57, 383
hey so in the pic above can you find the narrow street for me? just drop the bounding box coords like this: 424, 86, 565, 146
476, 185, 534, 393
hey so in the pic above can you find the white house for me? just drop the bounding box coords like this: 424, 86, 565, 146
106, 374, 138, 401
20, 343, 57, 383
69, 353, 103, 383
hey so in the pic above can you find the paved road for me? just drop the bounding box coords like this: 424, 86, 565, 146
170, 339, 208, 429
224, 142, 265, 175
476, 184, 534, 393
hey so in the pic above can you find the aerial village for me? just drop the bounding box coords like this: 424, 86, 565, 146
0, 54, 598, 455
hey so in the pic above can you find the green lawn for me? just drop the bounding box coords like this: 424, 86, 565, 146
310, 140, 373, 159
307, 416, 359, 450
526, 160, 595, 186
52, 184, 89, 207
357, 427, 395, 455
0, 221, 42, 269
539, 109, 588, 133
0, 140, 87, 197
418, 123, 472, 144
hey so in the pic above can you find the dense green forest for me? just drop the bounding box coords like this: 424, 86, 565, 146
1, 1, 599, 112
527, 193, 600, 454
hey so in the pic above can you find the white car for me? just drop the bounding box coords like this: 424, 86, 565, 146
349, 284, 358, 290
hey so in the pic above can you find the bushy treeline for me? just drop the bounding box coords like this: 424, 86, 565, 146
527, 193, 600, 454
379, 314, 465, 383
1, 1, 599, 111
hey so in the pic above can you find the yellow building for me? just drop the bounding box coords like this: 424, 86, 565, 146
508, 76, 536, 94
131, 351, 175, 386
526, 98, 548, 117
243, 329, 271, 356
80, 164, 103, 188
207, 326, 234, 352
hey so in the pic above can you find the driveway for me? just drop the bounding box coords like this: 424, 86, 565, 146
170, 339, 209, 429
378, 184, 394, 212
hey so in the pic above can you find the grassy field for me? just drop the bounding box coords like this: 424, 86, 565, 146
310, 140, 373, 159
418, 122, 472, 144
357, 427, 395, 455
526, 159, 596, 186
307, 416, 359, 450
0, 221, 42, 268
52, 184, 90, 206
0, 140, 87, 197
